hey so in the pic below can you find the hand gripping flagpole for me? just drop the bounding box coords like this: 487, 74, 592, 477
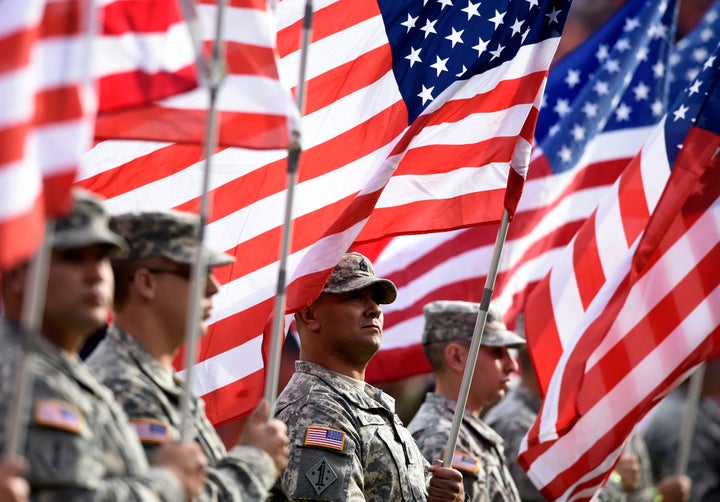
177, 0, 227, 441
263, 0, 313, 409
443, 209, 511, 467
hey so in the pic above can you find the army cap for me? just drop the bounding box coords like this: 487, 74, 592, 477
422, 300, 526, 347
321, 252, 397, 304
109, 210, 234, 267
53, 189, 128, 253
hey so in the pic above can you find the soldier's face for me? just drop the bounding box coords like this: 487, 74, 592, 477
313, 287, 384, 359
43, 245, 114, 345
145, 262, 219, 340
468, 345, 518, 408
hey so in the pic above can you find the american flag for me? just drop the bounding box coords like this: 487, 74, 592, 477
668, 0, 720, 98
35, 398, 84, 433
304, 426, 345, 450
0, 0, 200, 270
131, 419, 171, 444
79, 0, 570, 425
517, 42, 720, 502
94, 0, 198, 114
94, 0, 297, 149
0, 0, 93, 268
360, 0, 680, 383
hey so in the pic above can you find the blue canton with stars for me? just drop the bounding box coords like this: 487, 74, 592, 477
668, 0, 720, 99
535, 0, 678, 173
664, 41, 720, 168
376, 0, 571, 124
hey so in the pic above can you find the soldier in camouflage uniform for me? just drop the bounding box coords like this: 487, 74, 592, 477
0, 189, 208, 500
86, 210, 289, 502
270, 252, 465, 501
408, 300, 524, 502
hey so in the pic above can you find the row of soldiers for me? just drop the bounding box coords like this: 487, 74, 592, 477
0, 188, 715, 501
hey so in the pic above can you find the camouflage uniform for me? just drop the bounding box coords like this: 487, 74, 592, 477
644, 386, 720, 502
0, 190, 185, 501
270, 361, 430, 501
87, 325, 277, 501
0, 315, 185, 501
484, 383, 544, 501
409, 392, 520, 502
409, 300, 524, 502
86, 210, 277, 501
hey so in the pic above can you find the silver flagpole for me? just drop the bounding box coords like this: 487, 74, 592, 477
178, 0, 227, 441
443, 209, 511, 467
675, 362, 706, 476
264, 0, 313, 408
3, 223, 54, 460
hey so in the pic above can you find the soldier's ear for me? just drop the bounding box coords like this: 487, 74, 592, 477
444, 342, 467, 373
131, 268, 157, 301
296, 305, 320, 332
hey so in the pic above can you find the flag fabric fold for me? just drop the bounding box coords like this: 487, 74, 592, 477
80, 0, 571, 424
517, 42, 720, 502
93, 0, 297, 150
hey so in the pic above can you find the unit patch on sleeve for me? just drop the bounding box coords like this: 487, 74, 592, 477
34, 399, 84, 434
306, 457, 338, 495
130, 419, 170, 444
304, 426, 346, 451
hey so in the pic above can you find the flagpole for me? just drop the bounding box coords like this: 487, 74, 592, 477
675, 362, 705, 475
178, 0, 227, 441
3, 223, 54, 460
263, 0, 313, 408
443, 209, 511, 467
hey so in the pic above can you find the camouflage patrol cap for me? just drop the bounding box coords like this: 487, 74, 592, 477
321, 252, 397, 304
109, 211, 234, 267
422, 300, 526, 347
53, 189, 128, 252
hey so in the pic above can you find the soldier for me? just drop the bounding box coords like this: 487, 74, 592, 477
86, 210, 289, 501
270, 252, 465, 501
408, 300, 524, 501
0, 189, 207, 500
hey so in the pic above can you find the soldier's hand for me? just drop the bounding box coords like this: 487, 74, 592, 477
427, 459, 465, 502
656, 474, 691, 502
152, 441, 208, 500
0, 458, 29, 502
239, 398, 289, 475
615, 454, 640, 491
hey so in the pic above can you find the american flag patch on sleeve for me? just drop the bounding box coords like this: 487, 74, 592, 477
34, 399, 84, 434
130, 419, 170, 444
304, 426, 346, 451
451, 450, 480, 474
